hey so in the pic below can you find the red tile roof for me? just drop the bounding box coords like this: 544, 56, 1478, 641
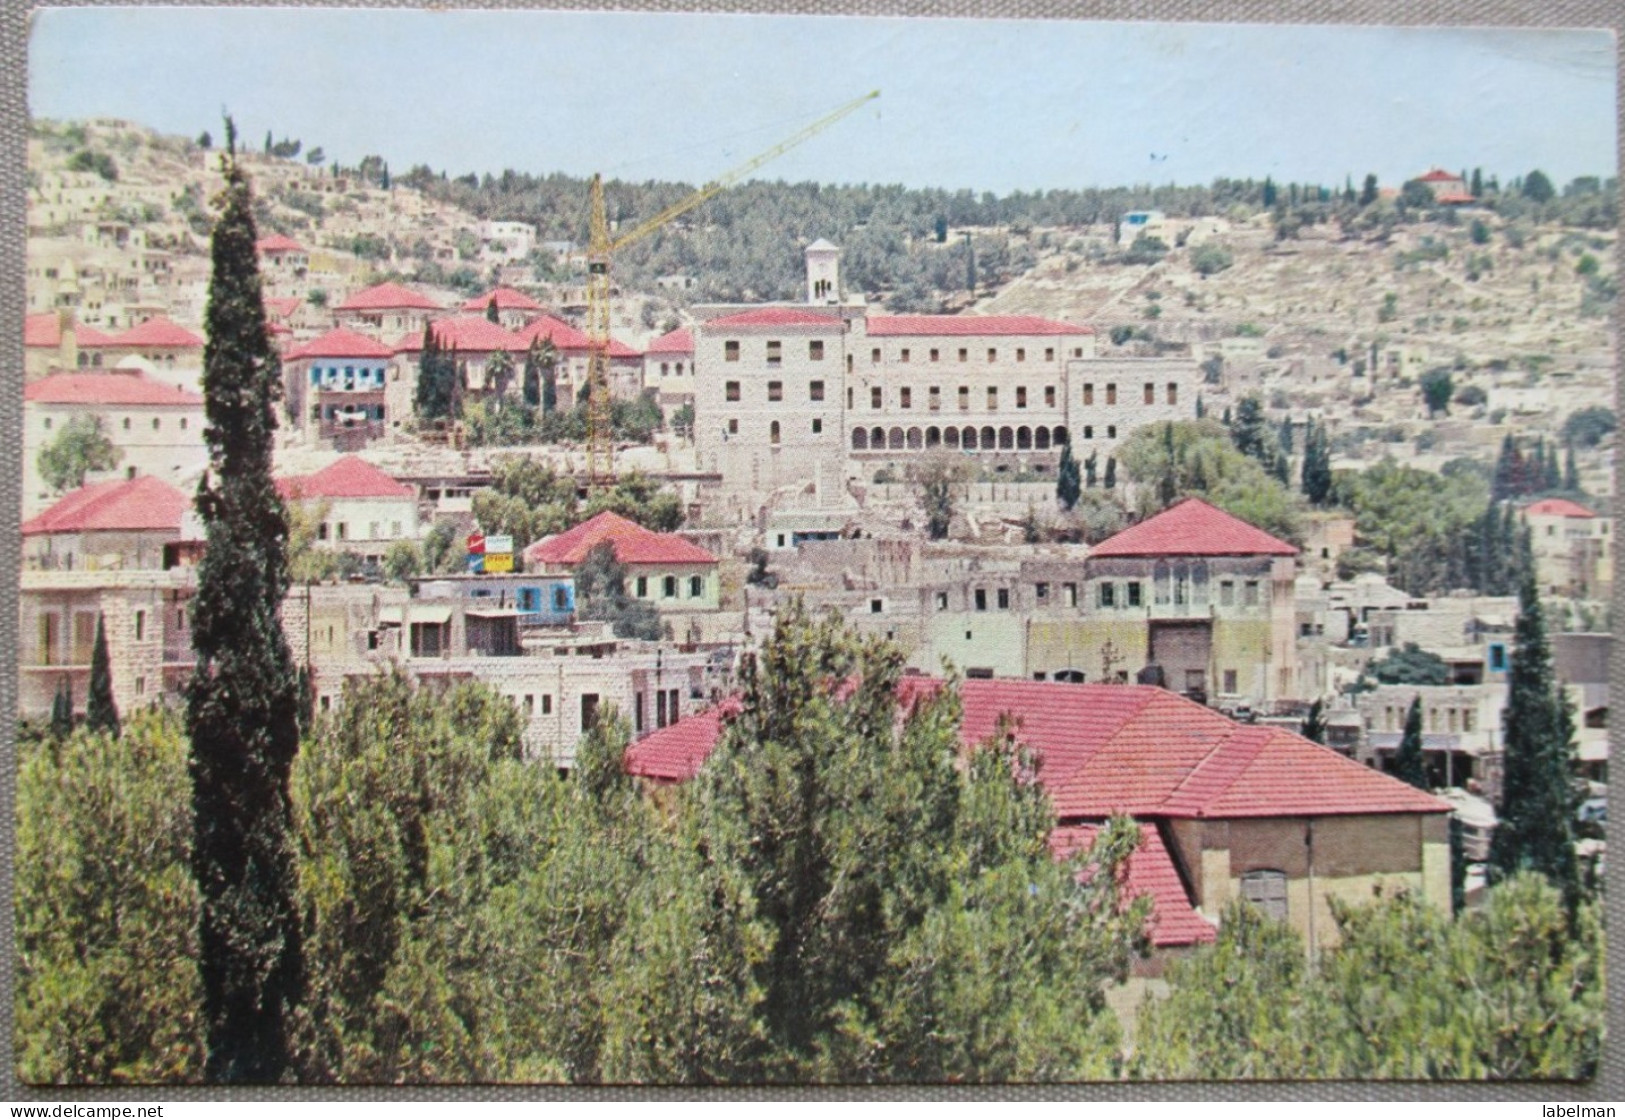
706, 308, 840, 329
1051, 823, 1216, 947
524, 510, 716, 567
73, 325, 117, 347
1088, 497, 1297, 558
1417, 169, 1461, 183
334, 282, 441, 312
626, 679, 1448, 822
623, 699, 743, 782
393, 316, 529, 355
24, 370, 203, 407
287, 327, 395, 361
645, 328, 694, 355
24, 313, 61, 348
21, 476, 191, 536
277, 456, 415, 501
515, 314, 593, 351
1525, 498, 1596, 519
867, 314, 1094, 337
460, 287, 543, 313
263, 296, 302, 319
256, 234, 307, 254
111, 317, 204, 349
1435, 193, 1476, 205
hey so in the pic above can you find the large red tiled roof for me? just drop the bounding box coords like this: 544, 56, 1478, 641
24, 313, 61, 348
626, 679, 1448, 822
393, 316, 529, 355
867, 314, 1094, 337
706, 308, 840, 329
1088, 497, 1297, 558
515, 314, 592, 351
24, 370, 203, 407
74, 324, 118, 347
111, 317, 204, 349
623, 699, 742, 782
334, 282, 441, 312
287, 327, 395, 361
277, 456, 414, 501
524, 510, 715, 567
22, 476, 191, 536
1525, 498, 1596, 519
1051, 823, 1216, 947
645, 327, 694, 355
256, 234, 307, 254
461, 287, 543, 313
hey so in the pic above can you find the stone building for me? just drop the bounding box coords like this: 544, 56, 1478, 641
523, 511, 721, 615
1524, 497, 1612, 602
21, 475, 193, 572
282, 327, 397, 448
276, 456, 421, 562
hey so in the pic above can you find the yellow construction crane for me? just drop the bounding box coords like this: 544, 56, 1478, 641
584, 89, 879, 486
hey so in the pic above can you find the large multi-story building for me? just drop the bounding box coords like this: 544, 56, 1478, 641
691, 243, 1199, 504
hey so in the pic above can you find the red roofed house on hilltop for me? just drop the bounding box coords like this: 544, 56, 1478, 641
643, 326, 695, 422
277, 456, 420, 563
515, 314, 645, 405
333, 281, 443, 341
1047, 498, 1300, 710
1415, 168, 1473, 205
626, 677, 1452, 961
1525, 497, 1612, 602
283, 328, 398, 450
256, 233, 310, 283
21, 475, 194, 572
693, 242, 1198, 506
524, 510, 720, 613
23, 370, 207, 518
460, 286, 544, 330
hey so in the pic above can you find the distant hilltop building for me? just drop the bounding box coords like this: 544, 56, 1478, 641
1116, 210, 1168, 244
1415, 169, 1474, 205
692, 242, 1199, 505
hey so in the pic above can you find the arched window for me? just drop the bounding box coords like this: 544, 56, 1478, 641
1240, 870, 1289, 920
907, 427, 923, 450
1016, 426, 1032, 450
888, 427, 905, 450
963, 427, 978, 449
944, 427, 960, 449
852, 427, 868, 450
1173, 563, 1189, 606
1035, 427, 1051, 450
925, 426, 941, 448
871, 426, 885, 448
998, 426, 1014, 450
981, 425, 996, 449
1053, 426, 1069, 446
1192, 561, 1210, 605
1154, 561, 1171, 605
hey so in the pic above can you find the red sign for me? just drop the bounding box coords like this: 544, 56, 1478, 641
467, 532, 485, 555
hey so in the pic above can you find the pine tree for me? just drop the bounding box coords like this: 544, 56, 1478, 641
1360, 173, 1379, 206
1055, 439, 1081, 510
1543, 441, 1561, 491
186, 120, 304, 1083
1563, 443, 1580, 493
1103, 456, 1117, 490
1301, 419, 1333, 506
1471, 167, 1483, 198
1262, 177, 1277, 207
85, 614, 120, 737
1393, 696, 1427, 790
1299, 698, 1326, 744
50, 677, 74, 738
485, 296, 500, 324
1194, 394, 1205, 419
1083, 449, 1098, 490
1489, 575, 1581, 906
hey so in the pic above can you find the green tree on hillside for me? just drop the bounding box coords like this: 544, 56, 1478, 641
85, 615, 119, 738
1393, 695, 1427, 790
37, 415, 122, 493
1056, 438, 1081, 511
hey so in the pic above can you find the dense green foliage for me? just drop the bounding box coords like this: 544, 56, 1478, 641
1117, 420, 1304, 544
575, 542, 664, 641
36, 414, 122, 493
469, 458, 683, 558
1133, 877, 1603, 1079
187, 124, 305, 1082
1342, 458, 1503, 595
1562, 406, 1616, 450
1352, 643, 1451, 691
413, 326, 460, 423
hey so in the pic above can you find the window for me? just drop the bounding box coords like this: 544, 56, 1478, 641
1106, 384, 1117, 405
930, 348, 940, 362
1144, 382, 1155, 405
936, 591, 949, 610
134, 609, 146, 641
987, 387, 998, 410
1240, 870, 1289, 921
725, 380, 741, 402
809, 380, 824, 401
770, 421, 781, 445
987, 348, 997, 363
725, 341, 739, 362
872, 347, 881, 364
336, 523, 348, 541
871, 387, 883, 409
958, 348, 968, 362
318, 522, 329, 541
1107, 425, 1117, 439
766, 340, 782, 366
636, 576, 648, 597
900, 348, 911, 363
1167, 383, 1178, 405
122, 417, 131, 430
809, 340, 824, 360
974, 589, 988, 611
928, 386, 941, 411
1098, 582, 1116, 608
1045, 347, 1055, 361
1463, 708, 1476, 732
180, 418, 187, 430
870, 598, 883, 614
958, 386, 970, 410
1035, 582, 1049, 602
997, 588, 1010, 609
542, 694, 553, 715
690, 576, 704, 598
1016, 386, 1027, 409
1073, 347, 1084, 358
1083, 425, 1094, 439
1083, 384, 1094, 406
1219, 580, 1234, 606
664, 576, 678, 598
847, 387, 854, 409
900, 387, 912, 409
1244, 580, 1260, 606
811, 418, 822, 434
1044, 386, 1056, 408
1126, 581, 1143, 607
727, 418, 739, 435
767, 380, 783, 402
661, 362, 669, 377
1063, 582, 1078, 607
1016, 348, 1026, 362
523, 694, 535, 716
152, 417, 160, 430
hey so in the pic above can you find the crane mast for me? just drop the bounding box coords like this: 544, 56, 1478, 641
583, 89, 879, 487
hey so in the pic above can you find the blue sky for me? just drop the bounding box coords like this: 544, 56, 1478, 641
27, 10, 1618, 193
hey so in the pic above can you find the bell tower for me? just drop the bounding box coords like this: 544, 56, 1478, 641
805, 239, 840, 305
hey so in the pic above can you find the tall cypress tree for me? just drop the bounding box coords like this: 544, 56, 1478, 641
85, 614, 120, 737
1563, 443, 1580, 493
1301, 419, 1333, 506
1393, 695, 1427, 790
1489, 574, 1581, 906
186, 120, 304, 1083
50, 676, 73, 738
1299, 698, 1326, 744
1055, 438, 1081, 510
